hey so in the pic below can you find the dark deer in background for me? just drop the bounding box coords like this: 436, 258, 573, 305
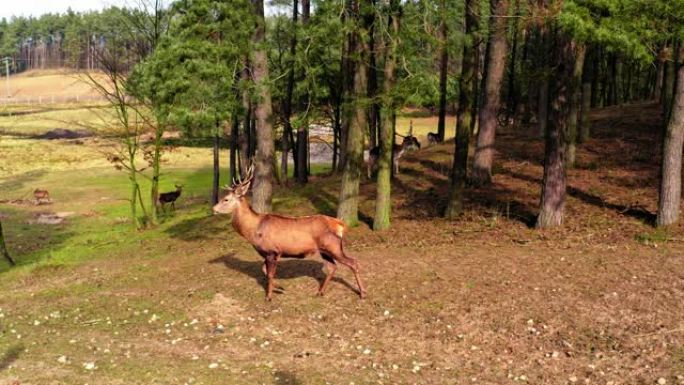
158, 184, 182, 211
427, 132, 441, 145
33, 189, 51, 205
367, 135, 421, 178
212, 166, 366, 301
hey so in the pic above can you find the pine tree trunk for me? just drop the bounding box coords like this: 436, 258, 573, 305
471, 0, 509, 186
445, 0, 478, 219
657, 47, 684, 227
436, 0, 448, 142
230, 113, 239, 182
337, 0, 356, 173
0, 219, 15, 266
566, 44, 585, 169
506, 0, 520, 119
655, 54, 665, 102
368, 7, 379, 149
337, 0, 371, 226
525, 28, 539, 124
281, 0, 299, 185
212, 128, 220, 206
240, 63, 252, 176
536, 36, 574, 229
373, 0, 400, 231
296, 0, 310, 184
579, 46, 593, 143
251, 0, 275, 213
538, 28, 550, 137
591, 47, 600, 108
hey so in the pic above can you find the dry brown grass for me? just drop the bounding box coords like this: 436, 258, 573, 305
2, 70, 106, 99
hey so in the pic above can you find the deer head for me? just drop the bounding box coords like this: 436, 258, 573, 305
212, 165, 254, 214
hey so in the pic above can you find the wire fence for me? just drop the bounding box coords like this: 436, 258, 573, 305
1, 94, 107, 106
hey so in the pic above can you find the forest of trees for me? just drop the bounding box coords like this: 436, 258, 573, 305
3, 0, 683, 231
0, 7, 157, 71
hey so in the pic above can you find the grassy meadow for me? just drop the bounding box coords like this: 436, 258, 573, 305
1, 72, 683, 384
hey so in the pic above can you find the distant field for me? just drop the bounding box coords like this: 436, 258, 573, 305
0, 69, 106, 100
0, 104, 116, 136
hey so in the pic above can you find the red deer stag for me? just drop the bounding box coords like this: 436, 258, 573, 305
212, 166, 366, 301
158, 185, 182, 211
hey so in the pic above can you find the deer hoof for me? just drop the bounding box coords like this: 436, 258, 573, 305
359, 291, 367, 299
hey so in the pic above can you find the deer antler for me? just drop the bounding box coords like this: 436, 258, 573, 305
229, 163, 255, 190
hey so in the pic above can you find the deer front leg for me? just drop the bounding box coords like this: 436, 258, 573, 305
264, 254, 279, 301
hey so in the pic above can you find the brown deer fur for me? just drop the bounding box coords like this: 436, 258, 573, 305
213, 167, 366, 301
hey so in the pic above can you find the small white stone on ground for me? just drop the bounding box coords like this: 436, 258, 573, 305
208, 363, 219, 369
657, 378, 667, 385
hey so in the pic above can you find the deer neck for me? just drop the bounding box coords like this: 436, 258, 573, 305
231, 198, 262, 243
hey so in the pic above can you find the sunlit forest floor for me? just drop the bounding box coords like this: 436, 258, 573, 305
0, 101, 683, 384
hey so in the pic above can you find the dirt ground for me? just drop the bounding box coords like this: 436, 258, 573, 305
0, 102, 683, 384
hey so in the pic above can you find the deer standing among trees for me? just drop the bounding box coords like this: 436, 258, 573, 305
33, 189, 51, 205
212, 166, 366, 301
427, 132, 441, 145
367, 135, 421, 178
158, 185, 183, 211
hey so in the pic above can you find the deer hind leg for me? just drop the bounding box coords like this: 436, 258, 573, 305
321, 235, 366, 299
264, 254, 280, 301
318, 253, 337, 296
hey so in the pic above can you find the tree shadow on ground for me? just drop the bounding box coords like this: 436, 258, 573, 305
500, 168, 656, 225
306, 187, 373, 227
394, 157, 538, 227
274, 370, 302, 385
0, 344, 23, 371
209, 253, 358, 296
164, 212, 228, 241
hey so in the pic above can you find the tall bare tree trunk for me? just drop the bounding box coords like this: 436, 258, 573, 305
212, 122, 220, 206
0, 219, 14, 266
536, 35, 575, 229
251, 0, 275, 213
579, 46, 593, 143
337, 0, 356, 173
338, 0, 371, 226
471, 0, 510, 186
445, 0, 478, 219
368, 3, 380, 149
537, 28, 550, 137
566, 43, 586, 168
657, 46, 684, 227
506, 0, 520, 119
281, 0, 299, 185
230, 114, 239, 182
373, 0, 400, 231
436, 0, 448, 142
296, 0, 310, 184
240, 62, 252, 176
654, 48, 665, 102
